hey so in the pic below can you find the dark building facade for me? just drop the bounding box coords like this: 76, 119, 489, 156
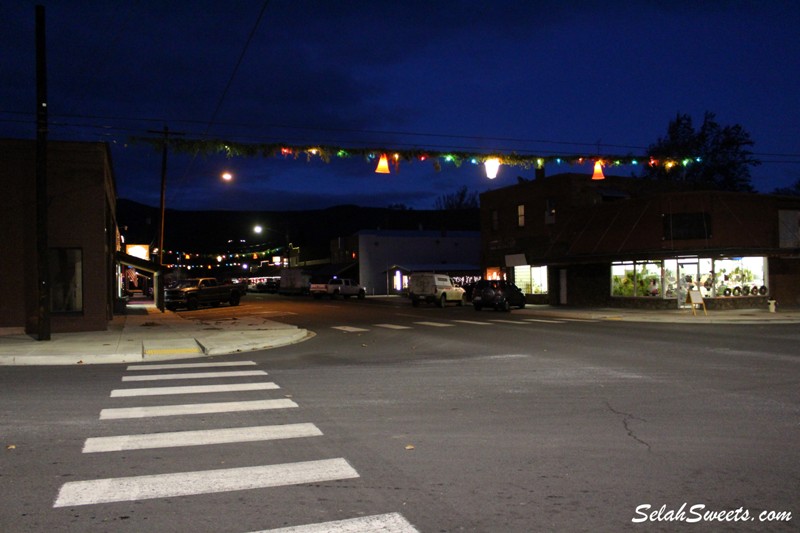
480, 173, 800, 309
0, 139, 119, 333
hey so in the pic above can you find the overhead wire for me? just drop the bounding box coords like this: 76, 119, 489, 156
170, 0, 272, 204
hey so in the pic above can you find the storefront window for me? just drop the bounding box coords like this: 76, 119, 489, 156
611, 261, 635, 296
486, 267, 503, 280
513, 265, 548, 294
612, 257, 768, 299
713, 257, 768, 297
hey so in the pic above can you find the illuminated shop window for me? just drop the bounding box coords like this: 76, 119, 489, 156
612, 257, 768, 298
514, 265, 548, 294
713, 257, 768, 297
612, 260, 663, 297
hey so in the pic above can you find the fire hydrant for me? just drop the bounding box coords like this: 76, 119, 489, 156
768, 299, 777, 313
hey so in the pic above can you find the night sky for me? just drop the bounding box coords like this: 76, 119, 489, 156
3, 1, 800, 211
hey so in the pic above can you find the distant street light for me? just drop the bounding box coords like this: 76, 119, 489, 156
222, 171, 233, 181
253, 225, 263, 234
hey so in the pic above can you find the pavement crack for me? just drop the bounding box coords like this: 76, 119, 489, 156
605, 401, 651, 452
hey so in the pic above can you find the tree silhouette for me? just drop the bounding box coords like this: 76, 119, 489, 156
644, 112, 760, 192
772, 178, 800, 196
435, 186, 479, 210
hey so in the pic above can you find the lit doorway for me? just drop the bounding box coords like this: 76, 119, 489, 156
676, 258, 699, 308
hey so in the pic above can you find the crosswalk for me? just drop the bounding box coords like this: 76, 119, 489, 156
331, 316, 597, 333
53, 360, 419, 532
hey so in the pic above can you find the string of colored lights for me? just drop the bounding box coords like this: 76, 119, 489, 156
133, 136, 702, 178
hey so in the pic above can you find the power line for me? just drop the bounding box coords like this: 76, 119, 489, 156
4, 110, 800, 162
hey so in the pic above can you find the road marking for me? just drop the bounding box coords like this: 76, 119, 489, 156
255, 512, 420, 532
332, 326, 370, 333
373, 323, 413, 330
53, 458, 359, 507
558, 317, 598, 322
99, 399, 297, 419
122, 370, 268, 382
413, 321, 453, 327
83, 423, 322, 453
110, 382, 279, 397
521, 318, 565, 324
451, 320, 492, 325
126, 361, 257, 371
489, 319, 527, 324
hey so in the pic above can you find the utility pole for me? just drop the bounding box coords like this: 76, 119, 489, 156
35, 5, 50, 340
157, 126, 169, 268
148, 126, 183, 311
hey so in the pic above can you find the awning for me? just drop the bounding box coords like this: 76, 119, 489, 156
504, 253, 528, 267
385, 263, 480, 273
115, 251, 163, 274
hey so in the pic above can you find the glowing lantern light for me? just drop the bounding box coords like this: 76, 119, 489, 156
591, 160, 605, 180
375, 153, 390, 174
484, 158, 501, 179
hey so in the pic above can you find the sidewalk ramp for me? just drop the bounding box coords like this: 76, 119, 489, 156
142, 339, 203, 358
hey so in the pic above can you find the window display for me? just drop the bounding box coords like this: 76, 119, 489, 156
513, 265, 548, 294
611, 257, 767, 299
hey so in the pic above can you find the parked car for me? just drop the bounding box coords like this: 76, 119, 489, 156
408, 272, 466, 307
471, 280, 526, 312
310, 278, 366, 299
164, 277, 244, 311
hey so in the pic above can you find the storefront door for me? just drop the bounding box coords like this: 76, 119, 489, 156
677, 258, 699, 308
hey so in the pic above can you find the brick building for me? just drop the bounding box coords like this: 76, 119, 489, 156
0, 139, 120, 333
480, 172, 800, 309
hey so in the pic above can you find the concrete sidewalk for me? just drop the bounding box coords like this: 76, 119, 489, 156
519, 304, 800, 324
1, 299, 798, 366
0, 302, 311, 366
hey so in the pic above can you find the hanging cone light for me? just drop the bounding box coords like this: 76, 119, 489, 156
375, 153, 390, 174
484, 158, 501, 179
591, 160, 605, 180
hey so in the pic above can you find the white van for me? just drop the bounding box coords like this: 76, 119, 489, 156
408, 272, 466, 307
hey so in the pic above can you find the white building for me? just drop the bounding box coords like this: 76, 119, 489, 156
354, 230, 480, 294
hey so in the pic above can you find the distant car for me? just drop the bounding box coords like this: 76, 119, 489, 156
471, 280, 526, 312
408, 272, 466, 307
254, 279, 279, 293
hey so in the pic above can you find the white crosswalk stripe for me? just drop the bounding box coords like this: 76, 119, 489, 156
126, 361, 257, 371
255, 512, 419, 532
413, 321, 453, 327
451, 320, 492, 325
489, 319, 527, 324
99, 398, 298, 419
373, 323, 413, 329
111, 382, 279, 397
83, 423, 323, 453
122, 370, 267, 381
332, 326, 370, 332
53, 458, 359, 507
522, 318, 565, 323
57, 360, 414, 528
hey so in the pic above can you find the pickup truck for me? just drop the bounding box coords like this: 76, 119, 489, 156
310, 278, 366, 299
164, 278, 245, 311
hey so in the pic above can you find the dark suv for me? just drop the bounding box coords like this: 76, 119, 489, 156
471, 280, 526, 312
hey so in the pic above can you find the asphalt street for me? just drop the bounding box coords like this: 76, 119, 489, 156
1, 295, 798, 532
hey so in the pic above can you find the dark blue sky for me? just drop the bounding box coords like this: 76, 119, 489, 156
3, 1, 800, 210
